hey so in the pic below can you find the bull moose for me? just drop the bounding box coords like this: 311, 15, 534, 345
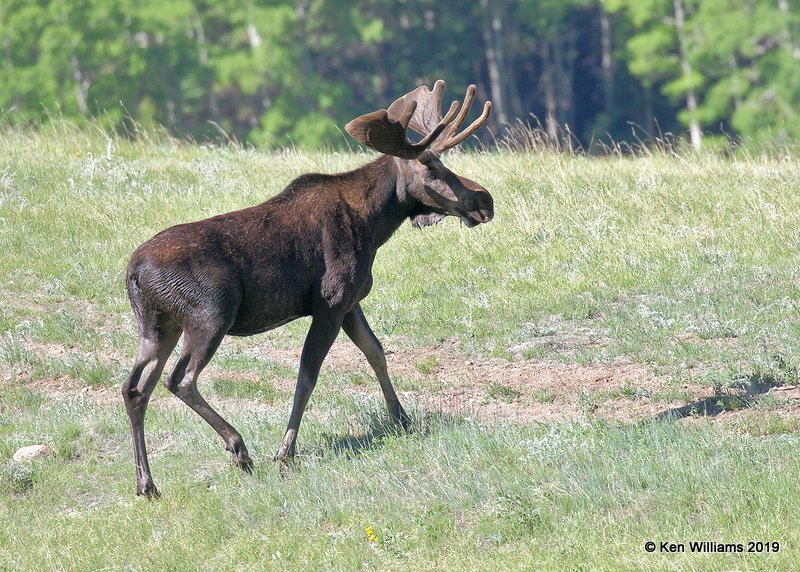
123, 80, 494, 497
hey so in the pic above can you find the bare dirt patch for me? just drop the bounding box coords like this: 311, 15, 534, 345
8, 336, 800, 428
255, 340, 716, 423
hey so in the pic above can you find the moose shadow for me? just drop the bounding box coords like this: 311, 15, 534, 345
294, 372, 789, 463
653, 373, 785, 421
311, 408, 465, 460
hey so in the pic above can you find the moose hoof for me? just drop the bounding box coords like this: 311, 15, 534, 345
137, 480, 161, 499
273, 452, 295, 464
394, 408, 413, 432
273, 444, 296, 464
232, 451, 254, 474
274, 453, 300, 477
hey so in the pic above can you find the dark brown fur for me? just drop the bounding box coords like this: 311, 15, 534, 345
122, 86, 494, 498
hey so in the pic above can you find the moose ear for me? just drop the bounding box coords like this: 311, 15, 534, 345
410, 212, 446, 229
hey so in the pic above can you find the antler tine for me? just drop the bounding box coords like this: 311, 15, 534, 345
440, 84, 477, 143
410, 79, 446, 135
415, 100, 460, 147
439, 99, 492, 151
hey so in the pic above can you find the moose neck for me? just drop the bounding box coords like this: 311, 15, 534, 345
348, 155, 420, 248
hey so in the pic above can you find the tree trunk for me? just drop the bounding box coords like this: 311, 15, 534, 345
554, 34, 574, 135
540, 39, 558, 143
297, 0, 315, 113
777, 0, 799, 57
643, 84, 655, 137
600, 5, 614, 117
729, 55, 741, 112
193, 8, 218, 121
778, 0, 790, 46
505, 8, 524, 119
481, 0, 508, 134
672, 0, 701, 149
69, 53, 90, 115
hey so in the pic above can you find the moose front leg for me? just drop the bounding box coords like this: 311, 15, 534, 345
342, 304, 411, 430
275, 314, 343, 462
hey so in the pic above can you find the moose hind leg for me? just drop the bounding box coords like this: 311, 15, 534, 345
342, 304, 411, 430
122, 322, 181, 498
163, 326, 253, 472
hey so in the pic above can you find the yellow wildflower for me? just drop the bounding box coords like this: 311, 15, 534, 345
365, 526, 378, 543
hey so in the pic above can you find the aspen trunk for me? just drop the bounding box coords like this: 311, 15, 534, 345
672, 0, 701, 149
481, 0, 508, 134
600, 5, 614, 116
540, 39, 559, 143
193, 8, 219, 121
69, 53, 90, 115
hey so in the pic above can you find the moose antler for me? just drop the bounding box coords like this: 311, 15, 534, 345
435, 84, 492, 152
390, 80, 492, 152
345, 80, 492, 158
345, 91, 459, 160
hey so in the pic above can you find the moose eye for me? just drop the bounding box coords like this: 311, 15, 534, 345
421, 156, 444, 173
415, 148, 440, 164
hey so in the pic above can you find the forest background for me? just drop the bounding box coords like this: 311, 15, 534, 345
2, 0, 799, 150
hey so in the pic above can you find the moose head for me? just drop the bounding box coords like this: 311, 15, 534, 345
345, 80, 494, 229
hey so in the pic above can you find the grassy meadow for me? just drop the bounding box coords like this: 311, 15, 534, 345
2, 125, 800, 570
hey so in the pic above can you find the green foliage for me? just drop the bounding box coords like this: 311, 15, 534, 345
4, 0, 800, 148
0, 463, 34, 495
612, 0, 800, 143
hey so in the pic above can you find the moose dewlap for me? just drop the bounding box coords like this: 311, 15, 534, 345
122, 80, 494, 497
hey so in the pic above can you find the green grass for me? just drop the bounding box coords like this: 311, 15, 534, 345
732, 413, 800, 436
1, 393, 798, 570
2, 127, 800, 378
2, 126, 800, 569
485, 381, 522, 403
414, 355, 439, 375
211, 376, 283, 403
531, 388, 555, 403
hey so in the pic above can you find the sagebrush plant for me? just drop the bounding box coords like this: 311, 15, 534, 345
1, 124, 800, 569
